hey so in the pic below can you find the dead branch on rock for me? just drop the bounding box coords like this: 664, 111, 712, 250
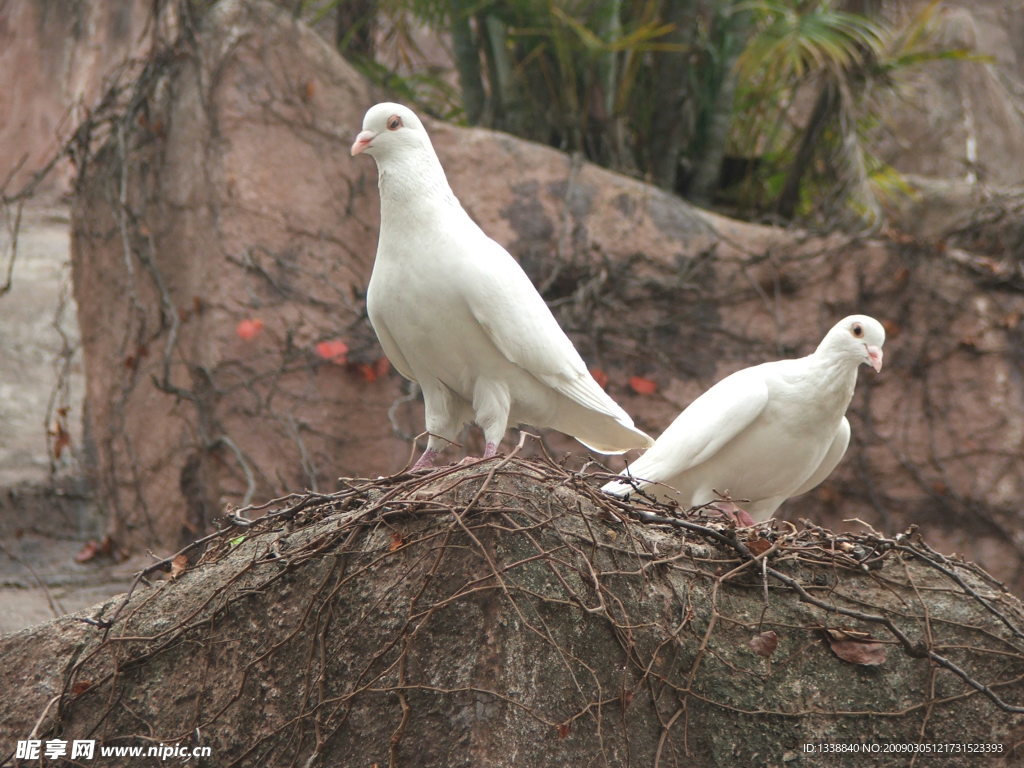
6, 441, 1020, 767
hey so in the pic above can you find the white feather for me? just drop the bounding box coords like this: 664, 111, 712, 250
603, 315, 885, 521
355, 102, 653, 461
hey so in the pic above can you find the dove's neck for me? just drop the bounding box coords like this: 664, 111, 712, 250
376, 147, 464, 227
805, 349, 860, 410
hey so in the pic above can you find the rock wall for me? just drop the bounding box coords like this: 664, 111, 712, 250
67, 2, 1024, 595
877, 0, 1024, 189
0, 0, 152, 195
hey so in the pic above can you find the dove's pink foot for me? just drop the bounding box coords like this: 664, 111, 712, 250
716, 500, 757, 527
483, 442, 498, 459
411, 448, 440, 471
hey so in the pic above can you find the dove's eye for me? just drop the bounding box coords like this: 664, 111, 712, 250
851, 323, 864, 338
387, 115, 403, 131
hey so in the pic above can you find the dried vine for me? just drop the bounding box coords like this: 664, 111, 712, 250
9, 442, 1021, 766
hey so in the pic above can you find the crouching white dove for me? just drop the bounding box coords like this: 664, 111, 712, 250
352, 102, 653, 469
602, 315, 885, 525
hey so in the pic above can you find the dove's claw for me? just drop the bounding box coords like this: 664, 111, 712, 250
411, 448, 439, 472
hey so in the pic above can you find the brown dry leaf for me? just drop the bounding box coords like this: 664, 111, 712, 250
170, 554, 188, 579
749, 630, 779, 658
825, 629, 888, 666
556, 722, 570, 739
746, 538, 772, 556
50, 421, 71, 460
388, 531, 404, 552
71, 679, 93, 696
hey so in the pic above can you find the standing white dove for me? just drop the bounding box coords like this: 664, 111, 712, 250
351, 102, 653, 469
602, 315, 886, 525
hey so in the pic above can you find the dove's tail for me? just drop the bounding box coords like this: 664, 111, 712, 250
551, 404, 654, 455
600, 477, 637, 497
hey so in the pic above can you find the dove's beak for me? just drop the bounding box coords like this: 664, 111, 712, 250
351, 130, 375, 156
866, 345, 883, 373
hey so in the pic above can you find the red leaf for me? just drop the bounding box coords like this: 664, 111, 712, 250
825, 629, 888, 666
556, 722, 570, 739
749, 630, 779, 658
590, 367, 609, 389
71, 679, 93, 696
75, 541, 101, 563
235, 318, 264, 340
629, 376, 657, 395
388, 531, 404, 552
75, 536, 114, 563
315, 339, 349, 365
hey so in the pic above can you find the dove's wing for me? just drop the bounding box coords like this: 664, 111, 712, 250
462, 234, 639, 426
366, 306, 416, 382
791, 416, 851, 497
610, 367, 770, 489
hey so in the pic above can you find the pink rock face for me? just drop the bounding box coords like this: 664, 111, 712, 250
0, 2, 153, 195
63, 2, 1024, 593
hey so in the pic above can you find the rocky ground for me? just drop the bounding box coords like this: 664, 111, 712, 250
0, 202, 142, 634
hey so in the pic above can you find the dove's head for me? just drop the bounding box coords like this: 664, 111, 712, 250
351, 102, 430, 160
819, 315, 886, 372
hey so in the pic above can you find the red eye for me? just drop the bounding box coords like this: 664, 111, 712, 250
387, 115, 403, 131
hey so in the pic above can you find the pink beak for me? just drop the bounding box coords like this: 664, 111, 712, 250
866, 345, 883, 373
351, 130, 375, 156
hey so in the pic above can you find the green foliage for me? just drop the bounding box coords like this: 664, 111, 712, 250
319, 0, 980, 229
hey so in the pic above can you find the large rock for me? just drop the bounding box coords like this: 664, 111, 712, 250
1, 458, 1022, 766
0, 1, 152, 194
70, 2, 1024, 596
877, 0, 1024, 188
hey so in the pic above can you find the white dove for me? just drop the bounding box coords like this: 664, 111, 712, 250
351, 102, 653, 469
602, 315, 885, 525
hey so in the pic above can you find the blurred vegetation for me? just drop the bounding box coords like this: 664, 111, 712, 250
304, 0, 978, 229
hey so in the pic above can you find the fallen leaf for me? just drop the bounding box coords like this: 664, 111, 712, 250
629, 376, 657, 395
236, 318, 264, 340
825, 628, 888, 666
50, 421, 71, 460
389, 531, 404, 552
746, 538, 772, 556
170, 554, 188, 579
589, 367, 609, 389
315, 339, 349, 365
229, 535, 246, 547
71, 679, 93, 696
75, 536, 114, 563
302, 80, 316, 103
556, 722, 570, 739
749, 630, 778, 658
